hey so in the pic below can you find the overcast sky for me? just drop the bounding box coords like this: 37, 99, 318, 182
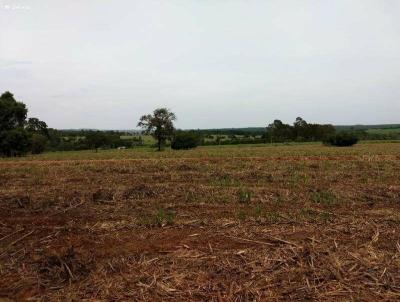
1, 0, 400, 129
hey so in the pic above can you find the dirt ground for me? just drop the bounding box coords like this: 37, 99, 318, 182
0, 143, 400, 301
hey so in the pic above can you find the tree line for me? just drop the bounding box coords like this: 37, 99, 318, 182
1, 91, 365, 157
264, 117, 336, 143
139, 110, 359, 148
0, 92, 143, 156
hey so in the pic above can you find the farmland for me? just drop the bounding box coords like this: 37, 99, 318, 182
1, 142, 400, 301
367, 128, 400, 135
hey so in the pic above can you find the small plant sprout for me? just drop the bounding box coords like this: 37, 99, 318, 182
238, 188, 252, 204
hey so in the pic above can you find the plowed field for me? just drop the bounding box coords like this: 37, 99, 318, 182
1, 143, 400, 301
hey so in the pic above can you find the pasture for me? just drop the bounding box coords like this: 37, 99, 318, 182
367, 128, 400, 135
0, 142, 400, 301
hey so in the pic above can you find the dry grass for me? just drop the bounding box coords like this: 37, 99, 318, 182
0, 142, 399, 301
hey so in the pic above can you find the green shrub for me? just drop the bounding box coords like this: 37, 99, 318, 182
138, 208, 176, 227
155, 208, 175, 226
324, 132, 358, 147
171, 132, 201, 150
30, 133, 48, 154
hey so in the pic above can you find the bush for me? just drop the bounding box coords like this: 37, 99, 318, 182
85, 131, 110, 151
30, 133, 48, 154
324, 132, 359, 147
171, 132, 200, 150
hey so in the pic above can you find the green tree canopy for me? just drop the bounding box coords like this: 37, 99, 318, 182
171, 131, 201, 150
0, 128, 31, 157
137, 108, 176, 151
0, 91, 49, 156
85, 131, 110, 152
266, 117, 335, 143
0, 91, 27, 131
26, 117, 49, 137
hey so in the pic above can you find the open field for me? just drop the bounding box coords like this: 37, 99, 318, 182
120, 135, 155, 145
1, 142, 400, 301
367, 128, 400, 135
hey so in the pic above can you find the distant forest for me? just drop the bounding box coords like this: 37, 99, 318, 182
48, 120, 400, 150
49, 120, 400, 151
192, 123, 400, 142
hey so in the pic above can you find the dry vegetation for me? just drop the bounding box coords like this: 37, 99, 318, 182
1, 142, 400, 301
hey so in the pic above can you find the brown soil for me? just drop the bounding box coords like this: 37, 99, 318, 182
0, 152, 399, 301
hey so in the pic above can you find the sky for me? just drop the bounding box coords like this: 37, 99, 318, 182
1, 0, 400, 129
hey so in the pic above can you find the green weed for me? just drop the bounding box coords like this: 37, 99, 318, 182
310, 190, 337, 206
238, 188, 252, 204
138, 208, 176, 227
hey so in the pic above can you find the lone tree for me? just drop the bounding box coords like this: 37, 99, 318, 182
137, 108, 176, 151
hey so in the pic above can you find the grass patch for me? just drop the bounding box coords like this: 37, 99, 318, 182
237, 188, 252, 204
138, 208, 176, 227
251, 204, 283, 223
310, 190, 337, 206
